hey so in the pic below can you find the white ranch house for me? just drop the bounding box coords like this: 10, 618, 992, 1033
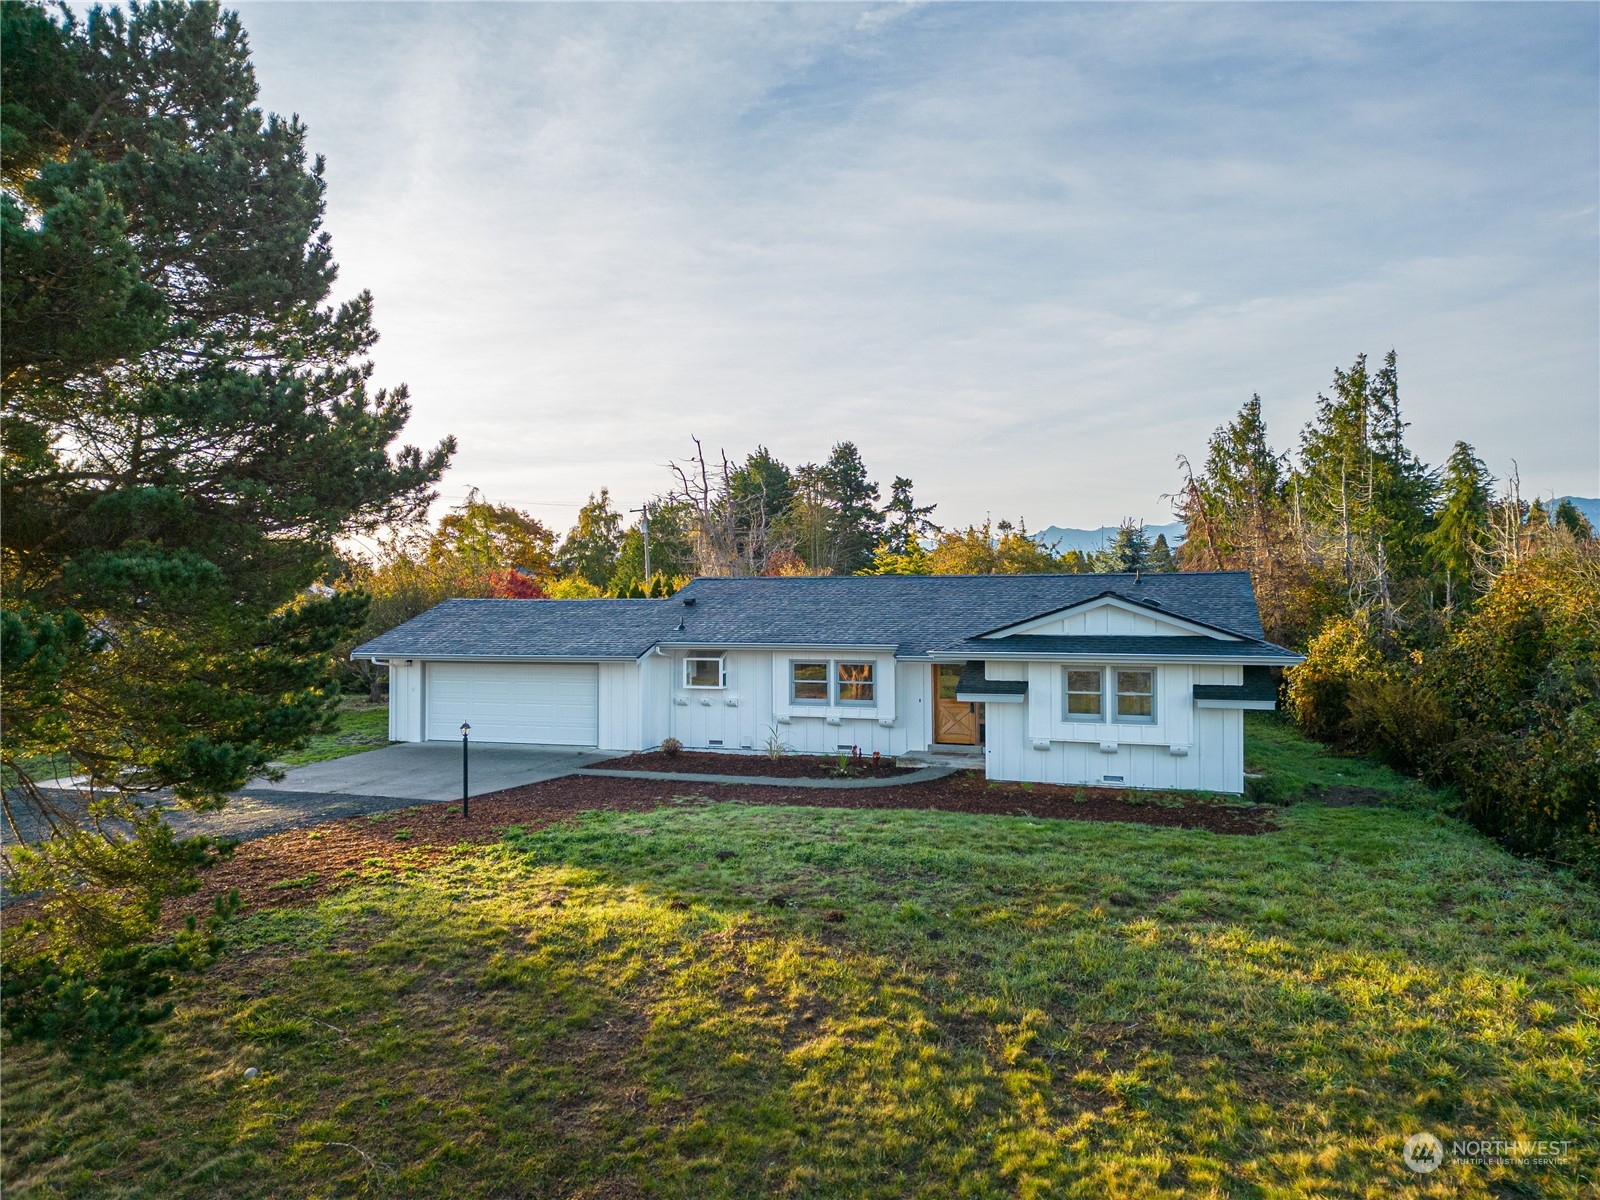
352, 572, 1301, 793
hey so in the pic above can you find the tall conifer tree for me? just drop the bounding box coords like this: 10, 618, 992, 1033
2, 1, 451, 958
1427, 441, 1494, 608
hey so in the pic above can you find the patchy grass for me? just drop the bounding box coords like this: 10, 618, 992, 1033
277, 700, 391, 767
5, 796, 1595, 1198
1245, 711, 1435, 802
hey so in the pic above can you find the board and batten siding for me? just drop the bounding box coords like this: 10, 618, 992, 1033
999, 605, 1232, 639
387, 660, 424, 742
596, 661, 643, 752
653, 648, 931, 758
984, 661, 1245, 793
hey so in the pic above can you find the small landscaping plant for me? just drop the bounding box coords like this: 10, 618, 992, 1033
660, 737, 682, 758
762, 724, 792, 761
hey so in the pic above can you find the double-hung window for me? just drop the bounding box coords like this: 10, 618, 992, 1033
791, 661, 829, 704
836, 662, 875, 705
683, 655, 726, 689
1115, 670, 1156, 722
1064, 669, 1104, 721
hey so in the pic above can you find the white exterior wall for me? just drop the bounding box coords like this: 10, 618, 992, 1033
650, 648, 933, 758
984, 661, 1245, 792
596, 661, 642, 752
387, 661, 425, 742
1000, 604, 1230, 638
381, 643, 1250, 791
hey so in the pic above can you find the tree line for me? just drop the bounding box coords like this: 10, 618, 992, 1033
1174, 351, 1597, 874
341, 438, 1180, 689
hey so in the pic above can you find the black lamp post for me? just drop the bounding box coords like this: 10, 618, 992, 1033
460, 721, 471, 818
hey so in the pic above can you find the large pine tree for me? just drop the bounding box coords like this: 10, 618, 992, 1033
1, 1, 452, 958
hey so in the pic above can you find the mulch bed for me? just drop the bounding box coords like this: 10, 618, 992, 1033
590, 749, 918, 779
161, 771, 1275, 930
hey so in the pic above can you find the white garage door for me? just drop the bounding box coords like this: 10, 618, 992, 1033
424, 663, 598, 745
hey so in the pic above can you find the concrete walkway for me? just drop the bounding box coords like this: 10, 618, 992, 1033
574, 763, 959, 788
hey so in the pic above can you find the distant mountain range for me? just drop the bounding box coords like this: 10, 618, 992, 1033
1031, 498, 1597, 557
1033, 520, 1186, 555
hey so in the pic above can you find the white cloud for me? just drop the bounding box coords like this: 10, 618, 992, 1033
235, 1, 1600, 528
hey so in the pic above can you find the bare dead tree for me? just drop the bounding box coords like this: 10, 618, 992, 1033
666, 437, 783, 576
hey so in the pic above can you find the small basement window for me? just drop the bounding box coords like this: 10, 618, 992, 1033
1115, 669, 1156, 722
684, 656, 726, 689
791, 661, 829, 704
836, 661, 875, 705
1064, 668, 1104, 721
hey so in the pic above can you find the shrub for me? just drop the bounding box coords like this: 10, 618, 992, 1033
659, 737, 682, 757
1426, 550, 1600, 863
1284, 615, 1385, 742
1343, 671, 1454, 776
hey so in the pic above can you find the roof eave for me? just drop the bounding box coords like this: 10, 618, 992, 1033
928, 651, 1303, 665
350, 651, 648, 663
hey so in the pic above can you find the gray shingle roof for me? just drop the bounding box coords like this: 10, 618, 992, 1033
351, 598, 684, 660
352, 571, 1297, 662
956, 660, 1029, 698
1193, 665, 1280, 701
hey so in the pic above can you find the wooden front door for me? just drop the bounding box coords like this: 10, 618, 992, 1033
933, 664, 978, 745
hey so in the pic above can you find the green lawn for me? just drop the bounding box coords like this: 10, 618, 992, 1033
5, 777, 1595, 1196
1243, 712, 1426, 801
276, 700, 391, 767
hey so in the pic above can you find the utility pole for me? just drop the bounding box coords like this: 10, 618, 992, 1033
630, 502, 651, 588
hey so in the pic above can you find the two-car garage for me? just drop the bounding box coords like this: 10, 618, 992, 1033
420, 662, 599, 746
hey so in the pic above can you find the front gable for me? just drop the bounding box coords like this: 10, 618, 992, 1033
976, 593, 1245, 642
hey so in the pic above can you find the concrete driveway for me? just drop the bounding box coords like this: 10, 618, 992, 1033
249, 742, 604, 802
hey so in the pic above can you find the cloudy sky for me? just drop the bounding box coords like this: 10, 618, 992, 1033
234, 1, 1599, 533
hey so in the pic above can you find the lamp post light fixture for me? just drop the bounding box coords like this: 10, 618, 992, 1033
460, 722, 471, 818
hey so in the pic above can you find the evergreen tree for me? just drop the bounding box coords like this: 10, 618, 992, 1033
1185, 395, 1285, 564
1292, 351, 1436, 626
818, 441, 884, 575
1554, 498, 1594, 541
1, 0, 451, 962
1096, 521, 1152, 573
1426, 441, 1493, 608
728, 447, 793, 539
783, 463, 832, 573
782, 442, 883, 574
608, 501, 695, 592
1148, 533, 1176, 571
881, 476, 939, 554
557, 489, 623, 588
